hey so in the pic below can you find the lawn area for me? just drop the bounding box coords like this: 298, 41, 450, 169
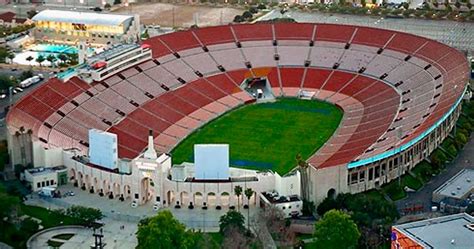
381, 173, 423, 201
171, 98, 343, 175
20, 205, 81, 228
411, 160, 437, 183
0, 181, 83, 248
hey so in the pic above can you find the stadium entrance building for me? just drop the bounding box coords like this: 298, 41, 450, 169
31, 10, 140, 45
35, 129, 302, 211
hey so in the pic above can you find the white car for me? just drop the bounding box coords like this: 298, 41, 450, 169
0, 94, 6, 99
14, 87, 23, 92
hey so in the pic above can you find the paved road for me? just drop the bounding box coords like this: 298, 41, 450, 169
0, 67, 52, 113
396, 131, 474, 212
0, 66, 52, 140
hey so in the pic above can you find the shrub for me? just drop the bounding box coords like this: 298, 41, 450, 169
233, 15, 244, 22
447, 144, 458, 158
455, 131, 468, 147
242, 11, 253, 19
430, 149, 448, 169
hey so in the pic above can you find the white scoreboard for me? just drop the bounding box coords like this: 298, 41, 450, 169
89, 129, 118, 170
194, 144, 229, 180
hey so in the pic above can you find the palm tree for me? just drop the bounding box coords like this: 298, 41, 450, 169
57, 53, 68, 65
296, 153, 310, 201
26, 55, 34, 66
36, 55, 45, 67
46, 54, 56, 67
244, 187, 254, 231
234, 185, 242, 212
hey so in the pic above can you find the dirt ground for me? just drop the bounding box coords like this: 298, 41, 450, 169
114, 3, 243, 27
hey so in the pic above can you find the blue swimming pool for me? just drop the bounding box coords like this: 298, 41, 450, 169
29, 44, 95, 55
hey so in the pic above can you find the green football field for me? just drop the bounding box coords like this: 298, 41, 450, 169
171, 98, 343, 175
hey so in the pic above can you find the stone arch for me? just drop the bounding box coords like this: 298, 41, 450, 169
69, 168, 76, 181
327, 188, 336, 199
245, 191, 257, 206
180, 191, 190, 206
140, 177, 154, 204
103, 179, 110, 194
123, 185, 131, 199
77, 171, 84, 189
220, 192, 230, 206
193, 192, 203, 206
113, 182, 121, 196
167, 190, 175, 206
93, 177, 99, 192
206, 192, 216, 207
84, 174, 91, 190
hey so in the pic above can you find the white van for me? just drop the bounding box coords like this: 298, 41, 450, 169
19, 76, 41, 88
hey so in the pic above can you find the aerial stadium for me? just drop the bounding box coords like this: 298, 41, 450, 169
6, 23, 469, 210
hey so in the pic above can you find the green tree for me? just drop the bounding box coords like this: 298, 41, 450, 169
0, 75, 15, 90
19, 70, 34, 81
20, 217, 40, 233
234, 185, 243, 211
219, 210, 246, 234
136, 210, 195, 249
242, 11, 253, 20
233, 15, 244, 22
26, 55, 34, 65
313, 209, 360, 249
0, 185, 20, 218
35, 55, 45, 67
455, 131, 468, 147
63, 206, 103, 226
0, 47, 11, 63
67, 53, 79, 65
114, 0, 121, 4
430, 149, 448, 169
46, 54, 56, 67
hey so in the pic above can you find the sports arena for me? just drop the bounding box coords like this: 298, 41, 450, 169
6, 23, 469, 206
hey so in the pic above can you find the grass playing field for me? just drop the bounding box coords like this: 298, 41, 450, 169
171, 98, 343, 175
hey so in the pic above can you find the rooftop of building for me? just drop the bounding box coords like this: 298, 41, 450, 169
26, 166, 67, 176
32, 10, 133, 27
0, 11, 27, 24
88, 43, 141, 64
434, 169, 474, 200
393, 213, 474, 249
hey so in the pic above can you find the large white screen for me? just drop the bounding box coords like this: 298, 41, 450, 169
194, 144, 229, 180
89, 129, 118, 170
